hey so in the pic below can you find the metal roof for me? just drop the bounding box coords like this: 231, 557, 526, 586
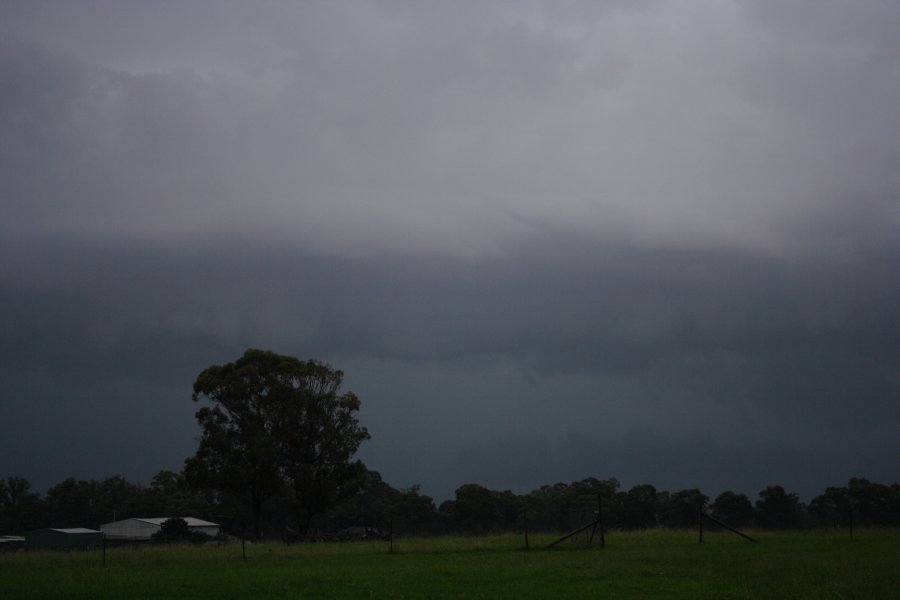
102, 517, 219, 527
136, 517, 219, 527
43, 528, 101, 534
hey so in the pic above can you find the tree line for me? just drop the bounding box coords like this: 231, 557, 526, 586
2, 349, 898, 537
2, 471, 898, 536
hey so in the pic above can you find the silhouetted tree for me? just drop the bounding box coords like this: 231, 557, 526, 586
145, 470, 213, 519
0, 476, 45, 533
96, 475, 145, 522
389, 484, 442, 532
518, 482, 570, 530
845, 477, 898, 526
755, 485, 803, 529
617, 484, 660, 529
44, 476, 146, 528
808, 484, 851, 527
659, 489, 708, 529
151, 517, 211, 544
314, 470, 441, 534
314, 469, 396, 531
45, 478, 98, 528
186, 349, 369, 537
441, 484, 501, 533
811, 478, 900, 527
710, 491, 754, 528
520, 478, 619, 531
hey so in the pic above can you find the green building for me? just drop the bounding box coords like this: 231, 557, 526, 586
24, 528, 102, 551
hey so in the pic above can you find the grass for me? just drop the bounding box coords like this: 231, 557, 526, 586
1, 529, 898, 598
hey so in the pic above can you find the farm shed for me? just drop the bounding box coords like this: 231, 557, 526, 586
0, 535, 25, 552
100, 517, 220, 541
24, 528, 102, 551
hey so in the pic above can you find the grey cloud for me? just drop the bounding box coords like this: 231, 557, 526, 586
5, 3, 898, 255
1, 1, 898, 499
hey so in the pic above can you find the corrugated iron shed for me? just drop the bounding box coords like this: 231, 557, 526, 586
0, 535, 26, 552
24, 528, 102, 551
100, 517, 220, 541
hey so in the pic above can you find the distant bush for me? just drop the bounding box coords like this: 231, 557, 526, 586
151, 518, 212, 545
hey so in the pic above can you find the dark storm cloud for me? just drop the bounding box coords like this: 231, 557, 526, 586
1, 1, 898, 497
2, 235, 897, 495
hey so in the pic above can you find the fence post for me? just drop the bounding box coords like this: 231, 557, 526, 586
524, 513, 530, 550
698, 505, 704, 544
598, 494, 605, 548
848, 506, 853, 542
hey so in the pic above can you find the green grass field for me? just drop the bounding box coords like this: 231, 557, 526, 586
2, 529, 898, 598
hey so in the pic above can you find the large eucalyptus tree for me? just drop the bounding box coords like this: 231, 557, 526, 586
185, 349, 369, 537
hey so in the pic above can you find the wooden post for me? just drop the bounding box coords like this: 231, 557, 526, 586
698, 505, 704, 544
241, 529, 246, 560
102, 534, 106, 567
524, 513, 530, 550
848, 506, 853, 542
389, 520, 394, 553
598, 494, 605, 548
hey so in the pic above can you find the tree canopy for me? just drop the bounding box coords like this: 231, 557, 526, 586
3, 472, 900, 537
185, 349, 370, 536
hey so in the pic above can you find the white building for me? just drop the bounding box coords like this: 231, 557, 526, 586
100, 517, 220, 541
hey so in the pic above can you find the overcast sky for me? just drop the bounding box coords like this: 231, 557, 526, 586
2, 0, 898, 503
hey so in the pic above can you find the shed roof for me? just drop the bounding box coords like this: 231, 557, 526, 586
28, 528, 100, 534
102, 517, 219, 527
136, 517, 219, 527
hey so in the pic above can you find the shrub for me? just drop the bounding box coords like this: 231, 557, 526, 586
151, 518, 212, 545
